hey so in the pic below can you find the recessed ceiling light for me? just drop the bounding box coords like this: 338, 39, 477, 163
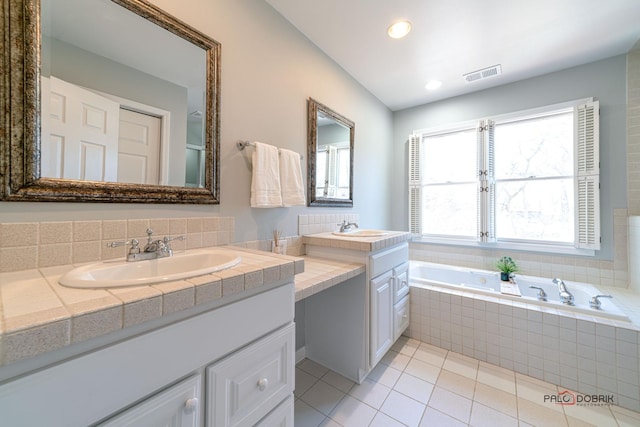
425, 80, 442, 91
387, 20, 411, 39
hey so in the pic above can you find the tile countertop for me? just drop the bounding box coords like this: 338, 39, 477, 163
302, 230, 411, 252
0, 246, 303, 367
294, 256, 366, 302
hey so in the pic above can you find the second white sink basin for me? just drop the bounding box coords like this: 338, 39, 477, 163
332, 229, 389, 237
59, 248, 242, 289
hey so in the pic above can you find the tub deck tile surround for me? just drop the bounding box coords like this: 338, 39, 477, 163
409, 279, 640, 412
0, 246, 300, 367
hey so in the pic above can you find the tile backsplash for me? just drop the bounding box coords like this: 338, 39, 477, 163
298, 213, 360, 235
234, 235, 304, 257
0, 216, 235, 273
411, 209, 630, 288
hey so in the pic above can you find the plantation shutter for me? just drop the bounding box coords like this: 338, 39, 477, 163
575, 101, 600, 250
477, 120, 496, 242
408, 134, 422, 235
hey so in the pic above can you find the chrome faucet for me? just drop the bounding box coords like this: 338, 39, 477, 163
337, 220, 359, 232
107, 228, 185, 262
553, 278, 574, 305
589, 294, 613, 309
529, 286, 547, 301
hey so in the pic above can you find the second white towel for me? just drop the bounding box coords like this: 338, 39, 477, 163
279, 148, 305, 206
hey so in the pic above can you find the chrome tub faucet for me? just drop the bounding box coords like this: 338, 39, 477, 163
529, 286, 547, 301
553, 278, 574, 305
589, 294, 613, 309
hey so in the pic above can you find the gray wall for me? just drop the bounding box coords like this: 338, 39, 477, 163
0, 0, 394, 241
392, 55, 628, 260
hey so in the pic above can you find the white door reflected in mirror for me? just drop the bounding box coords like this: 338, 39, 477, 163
40, 0, 207, 188
117, 109, 162, 185
41, 76, 120, 181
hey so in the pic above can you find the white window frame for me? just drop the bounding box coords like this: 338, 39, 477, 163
409, 98, 600, 256
316, 142, 350, 198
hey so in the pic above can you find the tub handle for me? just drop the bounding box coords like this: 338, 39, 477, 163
589, 294, 613, 309
529, 286, 547, 301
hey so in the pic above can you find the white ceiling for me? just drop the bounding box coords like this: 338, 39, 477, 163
266, 0, 640, 111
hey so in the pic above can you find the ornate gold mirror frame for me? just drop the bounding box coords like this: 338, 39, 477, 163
0, 0, 221, 203
307, 98, 355, 207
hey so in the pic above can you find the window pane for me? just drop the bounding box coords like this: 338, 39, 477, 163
496, 178, 574, 242
337, 148, 350, 188
494, 112, 573, 179
423, 129, 477, 183
423, 184, 477, 237
315, 151, 326, 197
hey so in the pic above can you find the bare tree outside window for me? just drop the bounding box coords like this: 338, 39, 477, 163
494, 112, 574, 243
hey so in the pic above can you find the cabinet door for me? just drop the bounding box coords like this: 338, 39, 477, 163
393, 262, 410, 303
206, 324, 294, 427
370, 270, 394, 366
394, 295, 410, 341
98, 375, 201, 427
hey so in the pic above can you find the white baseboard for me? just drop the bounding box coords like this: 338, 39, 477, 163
295, 346, 307, 364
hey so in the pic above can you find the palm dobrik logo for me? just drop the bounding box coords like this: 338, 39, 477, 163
544, 390, 614, 406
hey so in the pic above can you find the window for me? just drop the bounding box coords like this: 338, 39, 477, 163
316, 144, 350, 198
421, 127, 477, 238
408, 100, 600, 253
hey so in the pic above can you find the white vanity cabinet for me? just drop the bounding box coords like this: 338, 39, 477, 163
0, 283, 294, 427
369, 246, 410, 366
303, 234, 410, 383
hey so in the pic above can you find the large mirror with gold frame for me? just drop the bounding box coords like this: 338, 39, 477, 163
0, 0, 220, 203
307, 98, 354, 207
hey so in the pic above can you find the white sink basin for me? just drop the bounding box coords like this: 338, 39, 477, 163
59, 248, 242, 289
332, 229, 389, 237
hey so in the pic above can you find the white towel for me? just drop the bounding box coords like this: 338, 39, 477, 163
250, 142, 283, 208
279, 148, 306, 206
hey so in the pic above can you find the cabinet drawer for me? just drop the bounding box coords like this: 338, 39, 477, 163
255, 396, 294, 427
99, 375, 201, 427
393, 262, 409, 303
206, 324, 294, 427
394, 295, 410, 341
370, 242, 408, 278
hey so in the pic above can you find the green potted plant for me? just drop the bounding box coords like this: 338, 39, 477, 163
496, 256, 518, 281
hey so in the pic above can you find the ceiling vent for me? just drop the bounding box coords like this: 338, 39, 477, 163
463, 64, 502, 83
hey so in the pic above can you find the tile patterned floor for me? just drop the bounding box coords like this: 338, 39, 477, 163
294, 337, 640, 427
